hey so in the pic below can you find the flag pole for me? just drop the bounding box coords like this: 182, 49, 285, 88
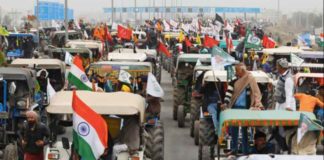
64, 0, 68, 42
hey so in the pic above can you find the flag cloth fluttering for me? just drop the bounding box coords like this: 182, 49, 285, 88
68, 56, 93, 91
244, 30, 261, 49
291, 53, 304, 67
0, 26, 10, 36
211, 46, 236, 71
204, 35, 219, 48
185, 37, 193, 47
316, 33, 324, 47
262, 35, 276, 48
297, 113, 323, 144
147, 72, 164, 97
117, 25, 132, 40
118, 70, 132, 84
72, 91, 108, 160
196, 34, 202, 45
178, 31, 185, 43
157, 41, 171, 58
46, 79, 56, 104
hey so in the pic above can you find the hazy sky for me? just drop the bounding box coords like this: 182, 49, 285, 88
0, 0, 323, 18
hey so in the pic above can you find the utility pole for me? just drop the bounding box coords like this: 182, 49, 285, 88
64, 0, 68, 42
36, 0, 40, 45
135, 0, 137, 26
277, 0, 280, 24
111, 0, 114, 24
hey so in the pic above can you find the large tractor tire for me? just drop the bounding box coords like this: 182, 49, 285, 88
199, 118, 217, 146
190, 98, 202, 137
145, 122, 164, 160
194, 120, 200, 145
198, 145, 215, 160
173, 88, 185, 120
177, 105, 185, 128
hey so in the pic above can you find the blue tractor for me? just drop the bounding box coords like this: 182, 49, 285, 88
0, 67, 41, 159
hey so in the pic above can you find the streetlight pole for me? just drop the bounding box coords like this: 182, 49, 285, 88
64, 0, 68, 42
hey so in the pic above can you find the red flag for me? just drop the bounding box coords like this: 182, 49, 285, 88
117, 25, 132, 40
262, 35, 276, 48
185, 37, 193, 47
104, 26, 113, 43
225, 32, 233, 53
157, 41, 171, 58
204, 35, 219, 48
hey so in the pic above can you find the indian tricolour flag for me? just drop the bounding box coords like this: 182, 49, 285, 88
72, 91, 108, 160
68, 56, 93, 90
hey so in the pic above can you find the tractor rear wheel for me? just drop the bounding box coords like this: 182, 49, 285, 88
177, 105, 185, 128
145, 122, 164, 160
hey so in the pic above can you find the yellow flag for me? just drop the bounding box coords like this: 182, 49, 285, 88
133, 34, 138, 44
178, 31, 185, 43
261, 53, 268, 64
196, 34, 201, 45
0, 26, 10, 36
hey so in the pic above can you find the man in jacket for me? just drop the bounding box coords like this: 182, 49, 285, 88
21, 111, 49, 160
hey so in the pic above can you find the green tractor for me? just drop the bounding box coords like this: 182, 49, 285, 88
189, 65, 212, 145
173, 54, 211, 128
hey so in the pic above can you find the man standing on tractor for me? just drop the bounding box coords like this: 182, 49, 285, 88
221, 63, 263, 155
21, 111, 50, 160
274, 58, 296, 111
270, 58, 296, 153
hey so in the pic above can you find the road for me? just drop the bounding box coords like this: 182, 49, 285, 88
160, 69, 198, 160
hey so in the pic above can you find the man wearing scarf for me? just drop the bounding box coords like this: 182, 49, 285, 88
221, 63, 263, 155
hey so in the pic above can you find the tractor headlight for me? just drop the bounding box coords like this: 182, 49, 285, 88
17, 100, 27, 109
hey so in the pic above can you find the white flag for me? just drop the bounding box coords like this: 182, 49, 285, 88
65, 51, 73, 66
252, 60, 257, 71
163, 20, 170, 32
195, 59, 203, 78
147, 73, 164, 97
169, 19, 178, 28
47, 78, 56, 104
84, 30, 89, 39
196, 59, 202, 66
51, 20, 60, 29
118, 70, 131, 84
74, 20, 81, 30
291, 53, 304, 67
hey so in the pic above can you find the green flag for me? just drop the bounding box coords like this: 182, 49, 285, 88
211, 46, 236, 70
244, 30, 261, 49
297, 113, 323, 144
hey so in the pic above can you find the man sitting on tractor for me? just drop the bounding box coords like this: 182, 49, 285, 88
200, 81, 222, 132
250, 131, 275, 154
